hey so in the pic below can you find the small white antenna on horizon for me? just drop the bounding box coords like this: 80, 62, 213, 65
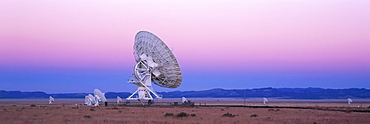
263, 98, 268, 105
348, 98, 352, 104
49, 96, 54, 104
117, 96, 122, 105
182, 97, 188, 103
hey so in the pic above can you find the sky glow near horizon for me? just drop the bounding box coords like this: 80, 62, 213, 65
0, 0, 369, 93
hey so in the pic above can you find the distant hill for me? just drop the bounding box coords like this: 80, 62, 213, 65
0, 90, 49, 99
1, 88, 369, 99
157, 88, 370, 99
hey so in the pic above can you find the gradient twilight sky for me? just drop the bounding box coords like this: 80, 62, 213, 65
0, 0, 369, 93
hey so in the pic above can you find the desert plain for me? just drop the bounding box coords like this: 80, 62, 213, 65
1, 98, 369, 124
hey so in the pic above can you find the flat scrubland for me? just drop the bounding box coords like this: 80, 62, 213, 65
1, 98, 369, 124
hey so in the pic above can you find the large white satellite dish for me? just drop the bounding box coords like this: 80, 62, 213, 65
127, 31, 182, 101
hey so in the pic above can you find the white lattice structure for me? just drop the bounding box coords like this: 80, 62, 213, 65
127, 31, 182, 101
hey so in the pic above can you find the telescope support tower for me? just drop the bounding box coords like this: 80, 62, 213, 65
127, 60, 162, 100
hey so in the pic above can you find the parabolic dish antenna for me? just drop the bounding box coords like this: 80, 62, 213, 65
94, 89, 107, 103
127, 31, 182, 101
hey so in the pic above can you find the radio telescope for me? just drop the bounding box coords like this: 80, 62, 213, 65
348, 98, 352, 104
49, 96, 54, 104
85, 94, 97, 106
263, 98, 268, 104
117, 96, 123, 105
94, 89, 107, 106
127, 31, 182, 101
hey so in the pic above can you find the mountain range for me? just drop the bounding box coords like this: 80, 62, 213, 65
1, 87, 369, 99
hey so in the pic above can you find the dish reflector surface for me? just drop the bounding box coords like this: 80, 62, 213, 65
134, 31, 182, 88
94, 89, 107, 102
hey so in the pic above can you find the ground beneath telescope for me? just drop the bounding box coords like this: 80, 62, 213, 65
1, 102, 370, 123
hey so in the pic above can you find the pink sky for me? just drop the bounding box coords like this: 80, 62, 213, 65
0, 0, 369, 92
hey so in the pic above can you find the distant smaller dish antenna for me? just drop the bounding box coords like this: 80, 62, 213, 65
182, 97, 188, 103
49, 96, 54, 104
181, 97, 193, 105
117, 96, 122, 105
263, 98, 268, 104
85, 94, 97, 106
94, 89, 107, 106
348, 98, 352, 104
84, 96, 90, 105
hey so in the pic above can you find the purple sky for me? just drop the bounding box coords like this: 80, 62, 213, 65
1, 0, 369, 93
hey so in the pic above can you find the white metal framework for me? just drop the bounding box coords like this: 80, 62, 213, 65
127, 31, 182, 101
